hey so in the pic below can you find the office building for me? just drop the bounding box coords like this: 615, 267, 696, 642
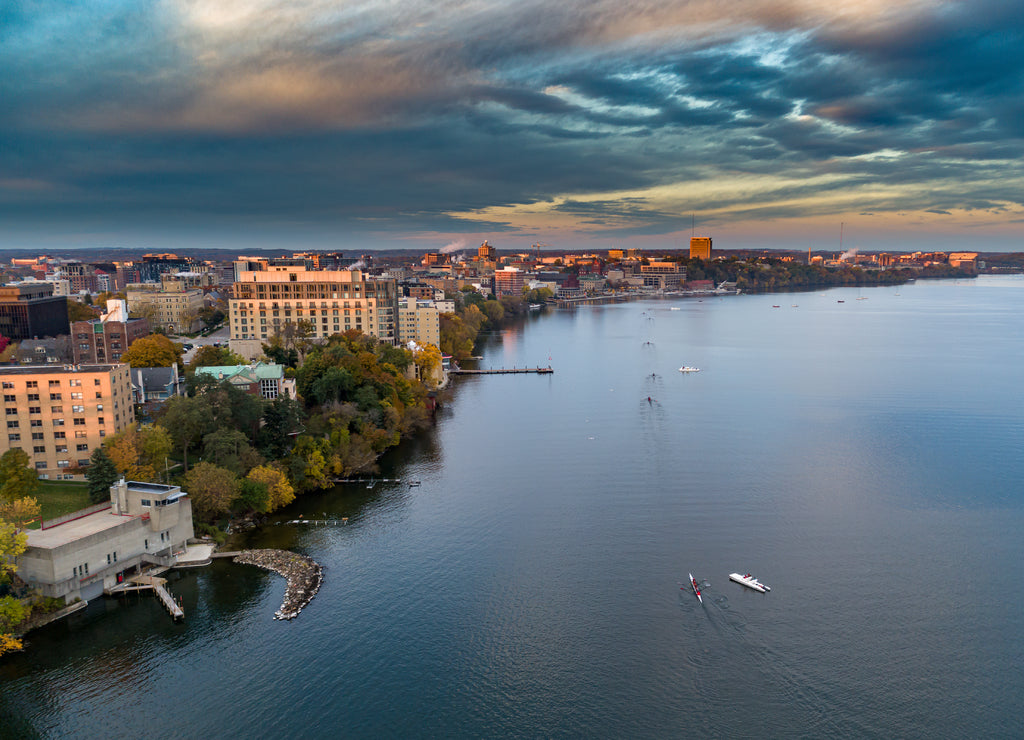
0, 283, 70, 340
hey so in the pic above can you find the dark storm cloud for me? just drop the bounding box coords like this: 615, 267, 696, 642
2, 0, 1024, 249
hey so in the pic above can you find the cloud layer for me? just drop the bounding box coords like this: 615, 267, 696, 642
2, 0, 1023, 251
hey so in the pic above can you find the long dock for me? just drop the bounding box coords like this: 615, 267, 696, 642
111, 574, 184, 621
450, 367, 553, 375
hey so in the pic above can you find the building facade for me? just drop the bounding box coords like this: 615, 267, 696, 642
17, 479, 194, 604
0, 284, 70, 340
639, 261, 686, 290
71, 300, 150, 364
493, 267, 525, 296
397, 298, 441, 348
229, 268, 398, 344
193, 362, 294, 399
690, 237, 713, 260
125, 286, 203, 334
0, 364, 135, 480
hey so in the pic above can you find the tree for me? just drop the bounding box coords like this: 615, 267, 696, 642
0, 449, 40, 504
156, 395, 211, 471
103, 423, 172, 481
188, 345, 246, 370
183, 462, 239, 520
233, 478, 269, 515
201, 427, 262, 476
67, 300, 98, 322
0, 496, 40, 530
257, 396, 304, 459
412, 343, 443, 388
120, 334, 183, 368
0, 520, 29, 656
246, 464, 295, 512
86, 447, 119, 504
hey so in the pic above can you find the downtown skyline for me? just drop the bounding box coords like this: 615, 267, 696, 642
2, 0, 1023, 254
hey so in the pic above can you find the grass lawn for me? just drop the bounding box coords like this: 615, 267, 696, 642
28, 480, 93, 528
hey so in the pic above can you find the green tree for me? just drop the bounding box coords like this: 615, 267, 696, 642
86, 447, 119, 504
202, 428, 262, 475
67, 300, 98, 322
120, 334, 183, 368
188, 345, 246, 370
157, 395, 212, 471
258, 396, 304, 458
0, 449, 40, 504
233, 478, 269, 515
183, 462, 239, 520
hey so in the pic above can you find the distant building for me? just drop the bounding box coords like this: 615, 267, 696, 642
639, 261, 686, 290
0, 364, 135, 480
0, 283, 70, 340
193, 362, 294, 399
493, 267, 525, 296
71, 300, 150, 364
477, 241, 497, 261
16, 337, 73, 365
17, 479, 195, 604
948, 252, 979, 270
397, 298, 441, 348
125, 285, 203, 334
690, 237, 713, 260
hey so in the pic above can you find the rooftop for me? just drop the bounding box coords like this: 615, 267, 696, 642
26, 508, 136, 549
0, 363, 123, 375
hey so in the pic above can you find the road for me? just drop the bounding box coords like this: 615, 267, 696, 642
170, 325, 230, 365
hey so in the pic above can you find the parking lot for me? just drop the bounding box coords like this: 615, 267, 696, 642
170, 325, 230, 365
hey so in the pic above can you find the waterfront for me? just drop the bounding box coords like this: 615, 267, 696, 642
3, 276, 1023, 738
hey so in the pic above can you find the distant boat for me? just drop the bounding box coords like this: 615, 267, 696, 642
837, 300, 845, 303
772, 305, 780, 308
670, 307, 681, 311
678, 366, 701, 373
729, 573, 771, 593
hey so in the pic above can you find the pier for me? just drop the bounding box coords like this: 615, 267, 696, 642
110, 573, 184, 621
450, 366, 553, 375
233, 549, 323, 620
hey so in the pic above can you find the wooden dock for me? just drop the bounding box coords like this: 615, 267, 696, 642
450, 367, 553, 375
112, 574, 184, 621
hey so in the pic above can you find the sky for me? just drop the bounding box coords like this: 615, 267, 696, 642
2, 0, 1024, 254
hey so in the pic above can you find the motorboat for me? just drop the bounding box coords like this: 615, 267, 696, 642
729, 573, 770, 593
687, 572, 703, 605
678, 366, 701, 373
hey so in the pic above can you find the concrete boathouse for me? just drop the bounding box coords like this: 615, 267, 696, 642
17, 479, 195, 604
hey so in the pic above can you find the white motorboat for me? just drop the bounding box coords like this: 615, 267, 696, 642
678, 366, 701, 373
729, 573, 771, 593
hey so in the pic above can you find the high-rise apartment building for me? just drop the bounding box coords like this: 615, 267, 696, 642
689, 237, 713, 260
493, 267, 524, 296
229, 268, 397, 344
0, 364, 135, 480
125, 285, 203, 334
397, 298, 441, 348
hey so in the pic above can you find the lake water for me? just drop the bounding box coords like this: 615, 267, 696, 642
3, 276, 1023, 739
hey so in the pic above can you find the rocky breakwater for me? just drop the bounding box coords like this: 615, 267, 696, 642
233, 549, 323, 620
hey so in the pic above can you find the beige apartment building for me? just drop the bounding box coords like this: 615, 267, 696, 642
397, 298, 441, 348
1, 364, 135, 480
125, 285, 203, 334
229, 268, 398, 344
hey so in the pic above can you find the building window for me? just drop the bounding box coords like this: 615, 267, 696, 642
31, 432, 43, 440
27, 394, 39, 401
33, 445, 45, 453
70, 379, 81, 386
3, 395, 14, 403
57, 460, 70, 468
35, 461, 46, 470
49, 380, 60, 388
71, 392, 83, 400
95, 392, 102, 399
78, 458, 89, 467
75, 430, 87, 438
50, 393, 62, 401
29, 407, 40, 414
5, 408, 16, 415
140, 499, 151, 507
53, 418, 64, 426
97, 404, 104, 412
30, 419, 41, 427
55, 445, 68, 453
99, 430, 106, 438
8, 434, 20, 441
74, 418, 86, 426
94, 379, 101, 386
1, 382, 12, 389
97, 417, 105, 425
72, 405, 84, 413
54, 431, 65, 439
27, 381, 37, 388
6, 421, 18, 429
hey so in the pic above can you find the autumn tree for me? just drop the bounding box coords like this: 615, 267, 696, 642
0, 449, 40, 504
246, 464, 295, 512
412, 343, 443, 388
119, 334, 183, 368
86, 447, 119, 504
183, 462, 239, 520
0, 520, 29, 656
103, 423, 172, 481
67, 300, 98, 322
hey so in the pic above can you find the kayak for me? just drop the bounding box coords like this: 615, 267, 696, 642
729, 573, 770, 593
